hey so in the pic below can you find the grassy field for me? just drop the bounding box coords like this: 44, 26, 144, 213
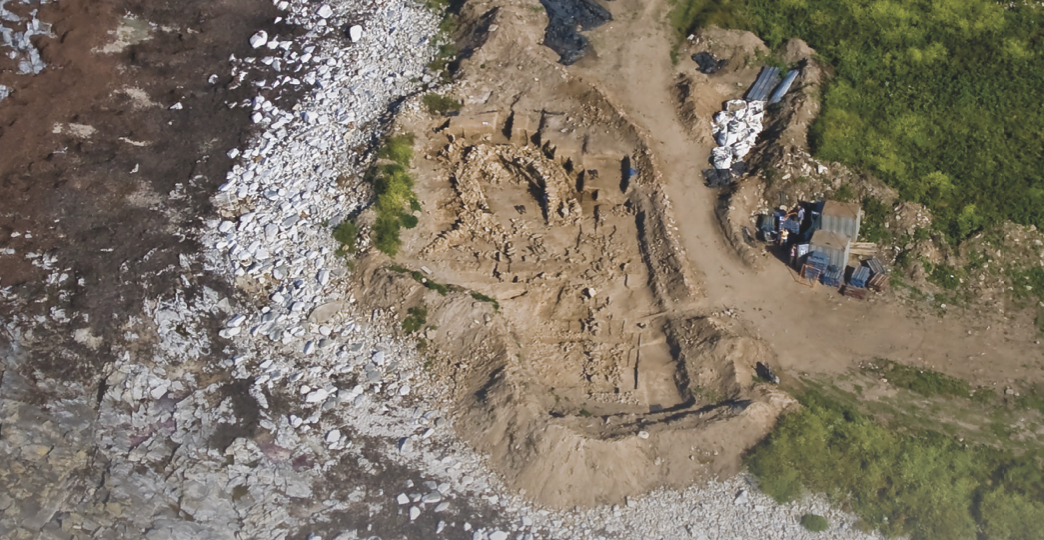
669, 0, 1044, 244
747, 366, 1044, 540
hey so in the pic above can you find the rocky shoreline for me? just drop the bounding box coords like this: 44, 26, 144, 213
0, 0, 891, 539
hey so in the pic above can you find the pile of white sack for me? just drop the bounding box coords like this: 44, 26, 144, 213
710, 99, 764, 170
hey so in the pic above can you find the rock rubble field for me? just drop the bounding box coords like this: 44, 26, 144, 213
0, 0, 891, 539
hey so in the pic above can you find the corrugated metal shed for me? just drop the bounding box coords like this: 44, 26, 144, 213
821, 200, 862, 241
809, 229, 851, 269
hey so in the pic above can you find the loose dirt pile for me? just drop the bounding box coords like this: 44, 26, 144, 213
347, 5, 793, 508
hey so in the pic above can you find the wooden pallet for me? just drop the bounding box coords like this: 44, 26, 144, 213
868, 273, 889, 291
865, 257, 886, 276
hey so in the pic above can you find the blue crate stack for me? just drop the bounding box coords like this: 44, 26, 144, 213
850, 266, 871, 288
820, 265, 843, 287
803, 251, 829, 278
781, 216, 801, 234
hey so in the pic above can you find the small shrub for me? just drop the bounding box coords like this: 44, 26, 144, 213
422, 93, 462, 115
332, 220, 359, 255
402, 305, 428, 334
373, 214, 402, 256
377, 133, 415, 166
800, 514, 829, 533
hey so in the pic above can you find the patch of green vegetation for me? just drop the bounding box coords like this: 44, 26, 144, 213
578, 408, 593, 418
799, 514, 829, 533
422, 93, 462, 115
1017, 388, 1044, 416
859, 196, 891, 244
387, 265, 454, 296
746, 390, 1044, 540
667, 0, 752, 43
923, 261, 964, 291
691, 386, 723, 403
377, 133, 415, 165
470, 292, 500, 312
1008, 266, 1044, 304
739, 0, 1044, 243
369, 134, 419, 256
864, 358, 971, 399
832, 183, 855, 203
401, 305, 428, 334
332, 220, 359, 256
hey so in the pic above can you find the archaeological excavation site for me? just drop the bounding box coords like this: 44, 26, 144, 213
345, 8, 794, 508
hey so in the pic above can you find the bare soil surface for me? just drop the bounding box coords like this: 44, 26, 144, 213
1, 0, 286, 382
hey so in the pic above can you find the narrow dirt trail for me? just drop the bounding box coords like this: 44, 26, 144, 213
572, 0, 1042, 385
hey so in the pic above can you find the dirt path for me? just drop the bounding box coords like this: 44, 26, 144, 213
572, 0, 1043, 387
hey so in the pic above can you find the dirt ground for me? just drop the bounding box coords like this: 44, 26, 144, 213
348, 0, 1044, 509
0, 0, 292, 384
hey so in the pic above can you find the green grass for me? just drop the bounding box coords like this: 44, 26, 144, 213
377, 133, 415, 166
387, 265, 454, 296
402, 305, 428, 334
332, 220, 359, 257
422, 93, 462, 115
859, 196, 892, 244
1008, 266, 1044, 304
799, 514, 829, 533
864, 358, 971, 399
923, 261, 964, 291
734, 0, 1044, 243
369, 134, 419, 256
667, 0, 752, 43
832, 184, 855, 203
470, 292, 500, 312
746, 390, 1044, 540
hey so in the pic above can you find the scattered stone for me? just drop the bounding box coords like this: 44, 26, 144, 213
250, 30, 268, 48
348, 25, 363, 43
